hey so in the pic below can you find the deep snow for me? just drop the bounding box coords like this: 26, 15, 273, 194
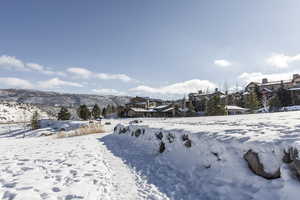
0, 132, 167, 200
2, 111, 300, 199
110, 111, 300, 200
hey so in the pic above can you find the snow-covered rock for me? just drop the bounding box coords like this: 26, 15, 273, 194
110, 111, 300, 200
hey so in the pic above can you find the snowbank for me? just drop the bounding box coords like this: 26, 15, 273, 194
109, 112, 300, 200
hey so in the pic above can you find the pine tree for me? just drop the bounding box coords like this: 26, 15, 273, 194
245, 92, 260, 112
111, 105, 116, 113
57, 107, 71, 120
187, 101, 196, 113
254, 85, 262, 106
277, 87, 292, 107
91, 104, 101, 119
106, 105, 112, 115
102, 107, 107, 117
269, 95, 281, 112
31, 111, 40, 130
77, 105, 91, 120
206, 95, 226, 116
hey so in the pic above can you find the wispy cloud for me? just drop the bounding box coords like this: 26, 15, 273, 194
266, 53, 300, 68
26, 62, 66, 76
38, 78, 83, 89
0, 55, 65, 76
92, 88, 126, 95
0, 77, 33, 89
0, 55, 25, 70
130, 79, 216, 95
0, 77, 83, 90
214, 59, 232, 67
67, 67, 133, 82
67, 67, 92, 79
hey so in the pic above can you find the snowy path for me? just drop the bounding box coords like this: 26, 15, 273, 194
0, 134, 168, 200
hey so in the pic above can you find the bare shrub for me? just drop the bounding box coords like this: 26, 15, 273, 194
56, 123, 105, 138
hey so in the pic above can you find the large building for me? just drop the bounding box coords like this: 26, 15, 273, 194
245, 74, 300, 92
123, 96, 176, 118
245, 74, 300, 105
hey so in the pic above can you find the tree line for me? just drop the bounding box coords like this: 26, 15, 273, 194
57, 104, 117, 120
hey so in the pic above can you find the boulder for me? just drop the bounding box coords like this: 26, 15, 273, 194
244, 150, 280, 179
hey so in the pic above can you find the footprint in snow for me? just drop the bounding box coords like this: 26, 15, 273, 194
52, 187, 61, 192
64, 194, 84, 200
2, 182, 17, 188
16, 186, 33, 191
2, 191, 17, 200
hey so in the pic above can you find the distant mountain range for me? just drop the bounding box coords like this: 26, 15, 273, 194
0, 89, 132, 108
0, 89, 133, 120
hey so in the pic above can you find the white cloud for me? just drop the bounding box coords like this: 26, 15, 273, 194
0, 55, 25, 70
214, 59, 232, 67
130, 79, 217, 95
0, 77, 33, 89
38, 78, 83, 89
92, 88, 126, 96
266, 53, 300, 68
0, 55, 65, 76
67, 67, 92, 79
95, 73, 132, 82
67, 67, 133, 82
26, 62, 44, 71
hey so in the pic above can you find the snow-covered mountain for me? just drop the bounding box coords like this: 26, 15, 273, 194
0, 89, 131, 108
0, 89, 132, 120
0, 101, 50, 123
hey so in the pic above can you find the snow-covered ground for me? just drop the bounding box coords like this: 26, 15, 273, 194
111, 111, 300, 200
2, 112, 300, 199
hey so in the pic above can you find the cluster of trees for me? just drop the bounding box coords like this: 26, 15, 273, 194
190, 92, 260, 116
206, 95, 227, 116
57, 104, 117, 121
269, 87, 292, 112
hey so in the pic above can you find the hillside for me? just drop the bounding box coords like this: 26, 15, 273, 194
0, 89, 132, 120
0, 101, 50, 123
0, 89, 131, 108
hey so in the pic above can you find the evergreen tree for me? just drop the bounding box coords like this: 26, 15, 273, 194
106, 104, 112, 115
269, 95, 281, 112
117, 106, 125, 117
102, 107, 107, 117
91, 104, 101, 119
254, 85, 262, 106
111, 105, 116, 113
57, 107, 71, 120
237, 92, 245, 108
206, 95, 226, 116
77, 105, 91, 120
187, 101, 196, 113
277, 87, 292, 107
245, 92, 260, 112
31, 111, 40, 130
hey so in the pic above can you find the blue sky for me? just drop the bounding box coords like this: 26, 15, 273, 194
1, 0, 300, 98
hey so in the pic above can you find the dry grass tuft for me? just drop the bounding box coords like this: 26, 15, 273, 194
56, 123, 105, 138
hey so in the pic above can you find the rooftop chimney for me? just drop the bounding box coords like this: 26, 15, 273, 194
262, 78, 268, 84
